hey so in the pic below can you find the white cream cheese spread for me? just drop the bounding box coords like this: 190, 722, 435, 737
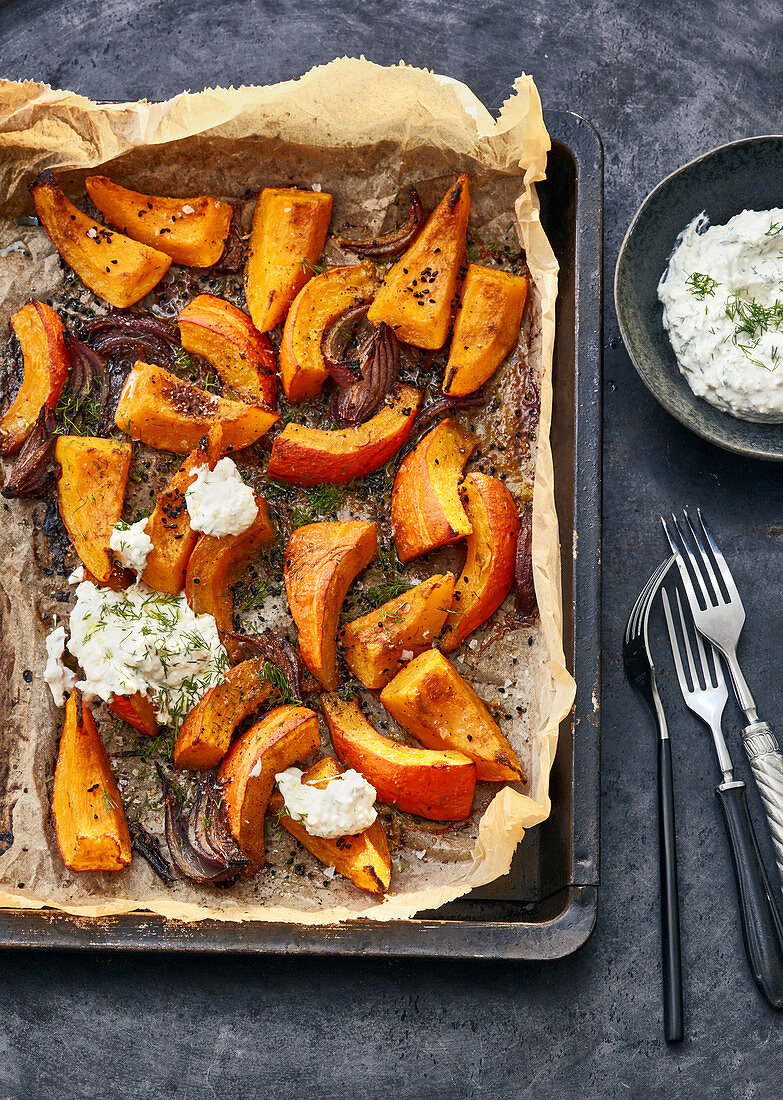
44, 625, 78, 707
275, 766, 378, 839
65, 579, 228, 725
185, 457, 258, 538
110, 517, 153, 573
658, 209, 783, 421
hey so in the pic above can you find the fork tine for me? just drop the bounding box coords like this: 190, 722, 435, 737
697, 508, 740, 600
671, 512, 714, 607
661, 516, 705, 611
661, 589, 690, 693
674, 588, 702, 690
683, 508, 722, 602
626, 557, 674, 642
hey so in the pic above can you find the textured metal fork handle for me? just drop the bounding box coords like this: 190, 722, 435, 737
743, 722, 783, 892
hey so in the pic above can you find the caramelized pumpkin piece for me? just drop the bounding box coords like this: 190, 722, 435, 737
390, 416, 475, 562
279, 264, 377, 402
441, 473, 520, 651
56, 435, 132, 583
174, 657, 276, 771
245, 188, 333, 332
367, 175, 470, 349
0, 301, 69, 455
51, 690, 132, 872
86, 176, 233, 268
322, 694, 476, 821
141, 426, 223, 595
185, 495, 275, 663
178, 294, 277, 408
269, 758, 391, 894
380, 649, 524, 783
108, 691, 159, 737
217, 704, 320, 867
30, 172, 171, 308
115, 360, 278, 453
284, 521, 378, 690
267, 384, 421, 487
340, 572, 455, 689
443, 265, 528, 395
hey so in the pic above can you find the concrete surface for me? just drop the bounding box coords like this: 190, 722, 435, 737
1, 0, 783, 1096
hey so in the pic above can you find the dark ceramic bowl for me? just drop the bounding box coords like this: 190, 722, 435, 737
615, 135, 783, 460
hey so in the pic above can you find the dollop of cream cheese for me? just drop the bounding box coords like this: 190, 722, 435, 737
44, 625, 78, 707
65, 579, 228, 726
275, 767, 378, 839
658, 208, 783, 421
110, 517, 153, 573
185, 458, 258, 538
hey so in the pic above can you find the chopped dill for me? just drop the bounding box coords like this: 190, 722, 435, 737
685, 272, 720, 300
258, 660, 298, 703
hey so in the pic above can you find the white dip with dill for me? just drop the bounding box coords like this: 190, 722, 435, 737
275, 767, 378, 839
658, 209, 783, 421
185, 457, 258, 538
65, 579, 228, 726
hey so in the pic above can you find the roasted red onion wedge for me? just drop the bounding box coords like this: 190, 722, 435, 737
222, 629, 306, 700
329, 322, 400, 426
159, 767, 247, 884
213, 205, 247, 274
2, 406, 57, 499
515, 505, 537, 620
321, 303, 370, 384
339, 189, 424, 259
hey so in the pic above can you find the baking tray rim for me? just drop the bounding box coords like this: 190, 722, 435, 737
0, 106, 603, 960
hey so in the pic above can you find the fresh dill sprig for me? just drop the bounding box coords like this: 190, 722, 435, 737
725, 292, 783, 369
259, 660, 298, 703
300, 254, 328, 276
765, 221, 783, 238
685, 272, 720, 300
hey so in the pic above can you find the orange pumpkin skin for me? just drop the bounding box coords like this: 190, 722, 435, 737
367, 175, 470, 350
440, 473, 520, 651
322, 694, 476, 822
86, 176, 233, 267
390, 417, 475, 562
114, 360, 278, 453
284, 521, 378, 690
30, 172, 171, 308
178, 294, 277, 408
267, 385, 421, 487
244, 188, 333, 332
0, 300, 69, 455
443, 265, 528, 396
279, 264, 377, 402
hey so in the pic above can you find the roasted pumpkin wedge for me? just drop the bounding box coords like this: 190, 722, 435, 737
56, 435, 132, 584
443, 265, 528, 395
85, 176, 233, 268
173, 657, 277, 770
279, 264, 377, 402
141, 426, 223, 595
51, 690, 132, 872
340, 572, 455, 689
367, 175, 470, 349
30, 172, 171, 308
217, 704, 320, 867
245, 187, 333, 332
178, 294, 277, 407
441, 473, 520, 651
0, 300, 69, 455
284, 521, 378, 690
391, 416, 475, 562
380, 649, 524, 783
115, 360, 278, 453
269, 757, 391, 894
108, 692, 159, 737
322, 694, 476, 821
185, 495, 275, 662
267, 384, 421, 487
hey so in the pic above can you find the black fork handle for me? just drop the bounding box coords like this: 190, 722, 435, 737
658, 738, 684, 1042
716, 780, 783, 1008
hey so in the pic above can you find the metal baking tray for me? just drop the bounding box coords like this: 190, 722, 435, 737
0, 108, 602, 959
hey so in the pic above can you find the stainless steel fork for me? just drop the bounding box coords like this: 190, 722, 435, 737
662, 588, 783, 1008
662, 509, 783, 892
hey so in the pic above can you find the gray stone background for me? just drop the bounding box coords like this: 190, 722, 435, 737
2, 0, 783, 1096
